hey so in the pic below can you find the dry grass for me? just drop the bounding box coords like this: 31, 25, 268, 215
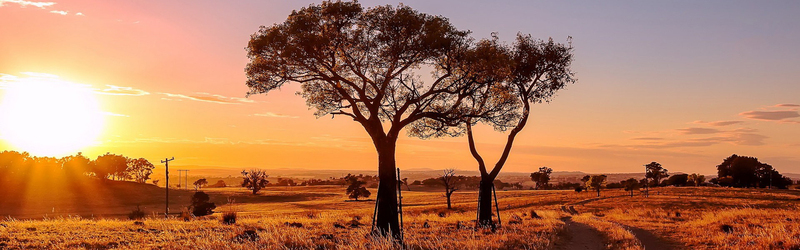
2, 186, 800, 249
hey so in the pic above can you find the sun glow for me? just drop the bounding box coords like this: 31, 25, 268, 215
0, 73, 104, 157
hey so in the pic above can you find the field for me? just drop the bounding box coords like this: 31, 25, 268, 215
1, 184, 800, 249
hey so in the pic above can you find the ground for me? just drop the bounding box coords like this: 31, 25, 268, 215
1, 184, 799, 249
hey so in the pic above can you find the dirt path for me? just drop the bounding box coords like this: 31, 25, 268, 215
554, 217, 604, 250
626, 226, 679, 250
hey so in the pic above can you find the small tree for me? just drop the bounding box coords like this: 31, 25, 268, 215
622, 178, 640, 197
241, 169, 269, 195
152, 179, 159, 186
127, 158, 154, 183
190, 191, 216, 216
194, 178, 208, 190
530, 166, 553, 190
586, 175, 607, 197
440, 169, 460, 209
346, 175, 371, 201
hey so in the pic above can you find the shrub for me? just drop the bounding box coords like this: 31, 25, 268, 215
128, 205, 145, 220
190, 191, 216, 216
222, 211, 237, 225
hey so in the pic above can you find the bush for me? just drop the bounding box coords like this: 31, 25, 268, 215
190, 191, 216, 216
222, 211, 237, 225
128, 205, 145, 220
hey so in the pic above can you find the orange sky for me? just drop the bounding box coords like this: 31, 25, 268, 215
1, 0, 799, 175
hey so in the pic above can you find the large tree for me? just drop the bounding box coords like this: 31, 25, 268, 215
245, 1, 493, 235
93, 153, 129, 181
127, 158, 154, 183
462, 35, 575, 227
716, 154, 792, 189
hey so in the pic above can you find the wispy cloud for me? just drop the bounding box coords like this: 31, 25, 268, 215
775, 104, 800, 108
96, 85, 150, 96
692, 120, 744, 127
739, 110, 800, 121
676, 127, 721, 135
160, 92, 253, 104
630, 137, 663, 141
48, 9, 66, 15
252, 112, 299, 118
0, 0, 55, 8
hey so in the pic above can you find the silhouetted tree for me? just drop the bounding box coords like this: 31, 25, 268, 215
194, 178, 208, 190
586, 175, 607, 197
346, 175, 371, 201
60, 152, 91, 178
688, 173, 705, 186
440, 169, 460, 209
190, 191, 216, 216
463, 35, 575, 227
127, 158, 154, 183
530, 166, 553, 190
645, 162, 668, 188
93, 153, 129, 181
623, 178, 640, 197
241, 169, 269, 194
665, 174, 689, 186
716, 154, 792, 189
245, 1, 496, 235
152, 179, 160, 186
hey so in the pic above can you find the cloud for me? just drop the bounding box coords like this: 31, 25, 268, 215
0, 0, 55, 8
775, 104, 800, 108
630, 137, 663, 141
75, 12, 83, 16
48, 9, 66, 15
252, 112, 299, 118
160, 92, 254, 104
676, 127, 721, 135
96, 85, 150, 96
692, 120, 744, 127
739, 110, 800, 121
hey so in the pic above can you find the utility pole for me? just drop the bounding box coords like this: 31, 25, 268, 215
162, 157, 174, 217
644, 164, 649, 198
178, 170, 189, 190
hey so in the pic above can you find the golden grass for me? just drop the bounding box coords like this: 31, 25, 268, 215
2, 186, 800, 249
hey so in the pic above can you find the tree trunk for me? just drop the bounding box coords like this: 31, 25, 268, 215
446, 192, 452, 209
477, 178, 495, 227
374, 141, 401, 237
596, 188, 600, 197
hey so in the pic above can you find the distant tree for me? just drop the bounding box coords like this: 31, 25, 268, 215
586, 175, 607, 197
530, 166, 553, 190
241, 169, 269, 194
623, 178, 640, 197
688, 173, 706, 187
190, 191, 216, 216
193, 178, 208, 190
127, 158, 154, 183
439, 169, 461, 209
581, 175, 591, 183
716, 154, 792, 189
346, 175, 371, 201
645, 162, 668, 188
152, 179, 160, 186
665, 174, 689, 187
208, 180, 227, 188
93, 153, 129, 181
574, 186, 584, 193
60, 152, 91, 178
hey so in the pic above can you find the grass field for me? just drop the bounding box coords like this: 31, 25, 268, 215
2, 184, 799, 249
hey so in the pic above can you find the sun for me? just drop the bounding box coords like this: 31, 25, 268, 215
0, 73, 104, 157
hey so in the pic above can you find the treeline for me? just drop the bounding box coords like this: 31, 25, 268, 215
0, 150, 155, 184
412, 176, 524, 190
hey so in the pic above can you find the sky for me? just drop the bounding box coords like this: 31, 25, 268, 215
0, 0, 799, 175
